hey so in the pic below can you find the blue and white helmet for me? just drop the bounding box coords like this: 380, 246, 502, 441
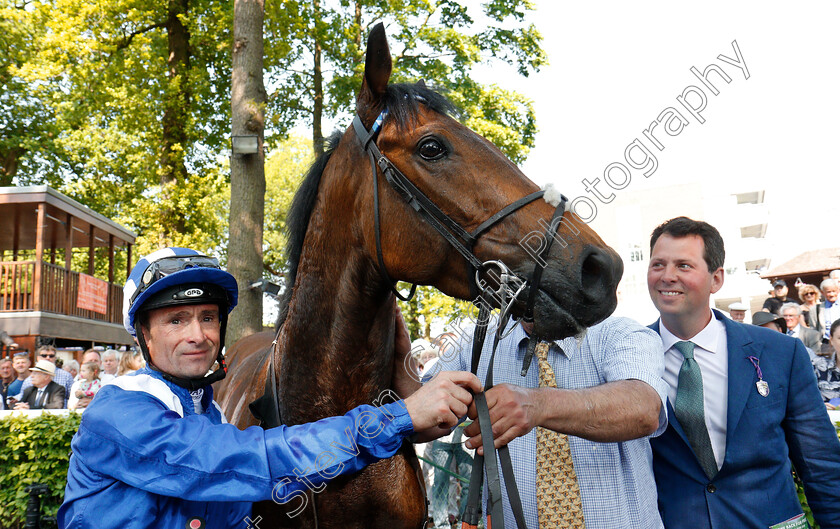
123, 247, 238, 337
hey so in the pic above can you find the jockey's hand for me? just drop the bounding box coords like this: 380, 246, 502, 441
463, 383, 542, 455
404, 370, 481, 442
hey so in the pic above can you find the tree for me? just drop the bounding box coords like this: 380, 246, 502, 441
228, 0, 267, 346
264, 0, 546, 162
5, 0, 233, 253
0, 0, 62, 185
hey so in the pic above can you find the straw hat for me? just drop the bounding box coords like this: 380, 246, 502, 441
29, 359, 56, 377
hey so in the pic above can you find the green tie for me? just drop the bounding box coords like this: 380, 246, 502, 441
673, 340, 718, 479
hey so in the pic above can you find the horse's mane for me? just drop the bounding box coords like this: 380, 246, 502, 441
275, 82, 458, 329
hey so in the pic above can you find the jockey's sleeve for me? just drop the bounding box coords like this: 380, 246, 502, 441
73, 386, 414, 501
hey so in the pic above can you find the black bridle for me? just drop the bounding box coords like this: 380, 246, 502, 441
352, 110, 564, 305
354, 106, 570, 529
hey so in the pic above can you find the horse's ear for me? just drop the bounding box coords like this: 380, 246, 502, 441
357, 22, 391, 122
417, 79, 427, 88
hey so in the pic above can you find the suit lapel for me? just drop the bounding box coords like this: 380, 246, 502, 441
721, 313, 757, 460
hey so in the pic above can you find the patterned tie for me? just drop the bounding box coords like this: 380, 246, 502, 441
535, 341, 585, 528
672, 341, 718, 479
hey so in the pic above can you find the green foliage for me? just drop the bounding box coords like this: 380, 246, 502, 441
265, 0, 546, 162
398, 284, 477, 340
794, 467, 818, 529
263, 135, 314, 281
5, 0, 545, 318
0, 0, 62, 186
0, 412, 81, 528
6, 0, 233, 252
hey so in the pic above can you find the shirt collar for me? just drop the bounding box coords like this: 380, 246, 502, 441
659, 311, 725, 355
509, 320, 575, 359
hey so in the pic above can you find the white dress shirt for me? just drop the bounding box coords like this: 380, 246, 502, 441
660, 314, 729, 470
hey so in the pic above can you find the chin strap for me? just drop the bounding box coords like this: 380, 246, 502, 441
133, 312, 229, 391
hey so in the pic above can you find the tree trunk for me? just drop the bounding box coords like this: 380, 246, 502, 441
161, 0, 191, 241
228, 0, 267, 348
0, 146, 23, 186
312, 0, 324, 155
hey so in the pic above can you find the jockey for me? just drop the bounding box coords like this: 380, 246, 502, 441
59, 247, 480, 529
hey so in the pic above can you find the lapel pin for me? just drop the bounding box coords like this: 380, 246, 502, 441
747, 356, 769, 397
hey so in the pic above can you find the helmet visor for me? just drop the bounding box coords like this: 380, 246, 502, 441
131, 255, 221, 305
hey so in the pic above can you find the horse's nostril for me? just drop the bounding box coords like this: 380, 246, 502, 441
580, 248, 621, 297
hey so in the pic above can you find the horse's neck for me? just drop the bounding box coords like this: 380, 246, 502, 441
277, 228, 394, 424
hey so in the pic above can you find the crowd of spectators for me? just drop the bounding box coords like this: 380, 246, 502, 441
754, 274, 840, 409
0, 346, 145, 411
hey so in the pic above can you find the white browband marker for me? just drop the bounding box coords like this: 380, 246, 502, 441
542, 183, 569, 212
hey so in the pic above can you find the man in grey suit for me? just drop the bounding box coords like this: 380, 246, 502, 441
781, 302, 822, 355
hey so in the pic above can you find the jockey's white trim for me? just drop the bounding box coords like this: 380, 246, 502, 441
110, 374, 228, 422
110, 374, 185, 417
212, 401, 228, 424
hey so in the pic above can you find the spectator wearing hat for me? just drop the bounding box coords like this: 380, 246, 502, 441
752, 311, 786, 333
727, 302, 748, 322
14, 360, 66, 410
762, 279, 796, 315
17, 345, 74, 407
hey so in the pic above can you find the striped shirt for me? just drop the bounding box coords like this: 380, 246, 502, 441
429, 316, 668, 529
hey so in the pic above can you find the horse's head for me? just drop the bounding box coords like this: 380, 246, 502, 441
332, 23, 623, 340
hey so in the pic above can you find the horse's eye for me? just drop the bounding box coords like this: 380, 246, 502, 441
417, 138, 447, 161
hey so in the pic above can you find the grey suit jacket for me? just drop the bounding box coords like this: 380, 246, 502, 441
20, 381, 66, 409
795, 326, 822, 351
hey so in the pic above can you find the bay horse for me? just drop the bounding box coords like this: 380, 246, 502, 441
215, 23, 623, 529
